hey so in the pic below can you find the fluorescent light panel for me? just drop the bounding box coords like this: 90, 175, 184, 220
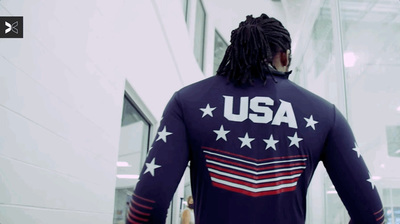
117, 161, 131, 167
343, 52, 357, 67
117, 174, 139, 179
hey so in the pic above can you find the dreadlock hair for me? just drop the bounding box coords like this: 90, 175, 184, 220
216, 13, 292, 85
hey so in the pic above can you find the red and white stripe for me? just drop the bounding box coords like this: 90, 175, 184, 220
202, 147, 308, 197
127, 193, 155, 224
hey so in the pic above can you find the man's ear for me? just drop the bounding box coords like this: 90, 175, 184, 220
280, 49, 290, 67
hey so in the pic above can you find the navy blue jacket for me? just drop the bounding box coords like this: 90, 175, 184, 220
127, 72, 384, 224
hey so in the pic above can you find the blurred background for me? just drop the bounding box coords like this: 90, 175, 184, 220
0, 0, 399, 223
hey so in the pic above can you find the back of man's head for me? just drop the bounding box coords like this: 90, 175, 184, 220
216, 14, 292, 85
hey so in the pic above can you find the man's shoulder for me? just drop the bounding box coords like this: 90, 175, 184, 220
176, 75, 225, 97
287, 81, 333, 107
181, 75, 223, 90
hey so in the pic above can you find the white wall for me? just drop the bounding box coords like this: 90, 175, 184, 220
0, 0, 204, 223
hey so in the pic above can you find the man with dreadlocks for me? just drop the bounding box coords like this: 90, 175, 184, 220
127, 14, 384, 224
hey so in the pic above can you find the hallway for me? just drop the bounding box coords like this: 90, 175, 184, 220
0, 0, 399, 223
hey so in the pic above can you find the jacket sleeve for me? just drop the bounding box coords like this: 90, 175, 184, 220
126, 92, 189, 224
321, 106, 384, 224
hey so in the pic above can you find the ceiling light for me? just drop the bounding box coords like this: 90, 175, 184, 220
117, 174, 139, 179
343, 52, 357, 67
117, 161, 131, 167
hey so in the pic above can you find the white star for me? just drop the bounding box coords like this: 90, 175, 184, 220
238, 132, 255, 149
263, 134, 279, 151
352, 142, 361, 158
304, 115, 319, 130
288, 132, 303, 148
156, 126, 172, 143
200, 104, 216, 118
144, 158, 161, 176
366, 174, 376, 190
146, 146, 153, 156
213, 125, 230, 141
